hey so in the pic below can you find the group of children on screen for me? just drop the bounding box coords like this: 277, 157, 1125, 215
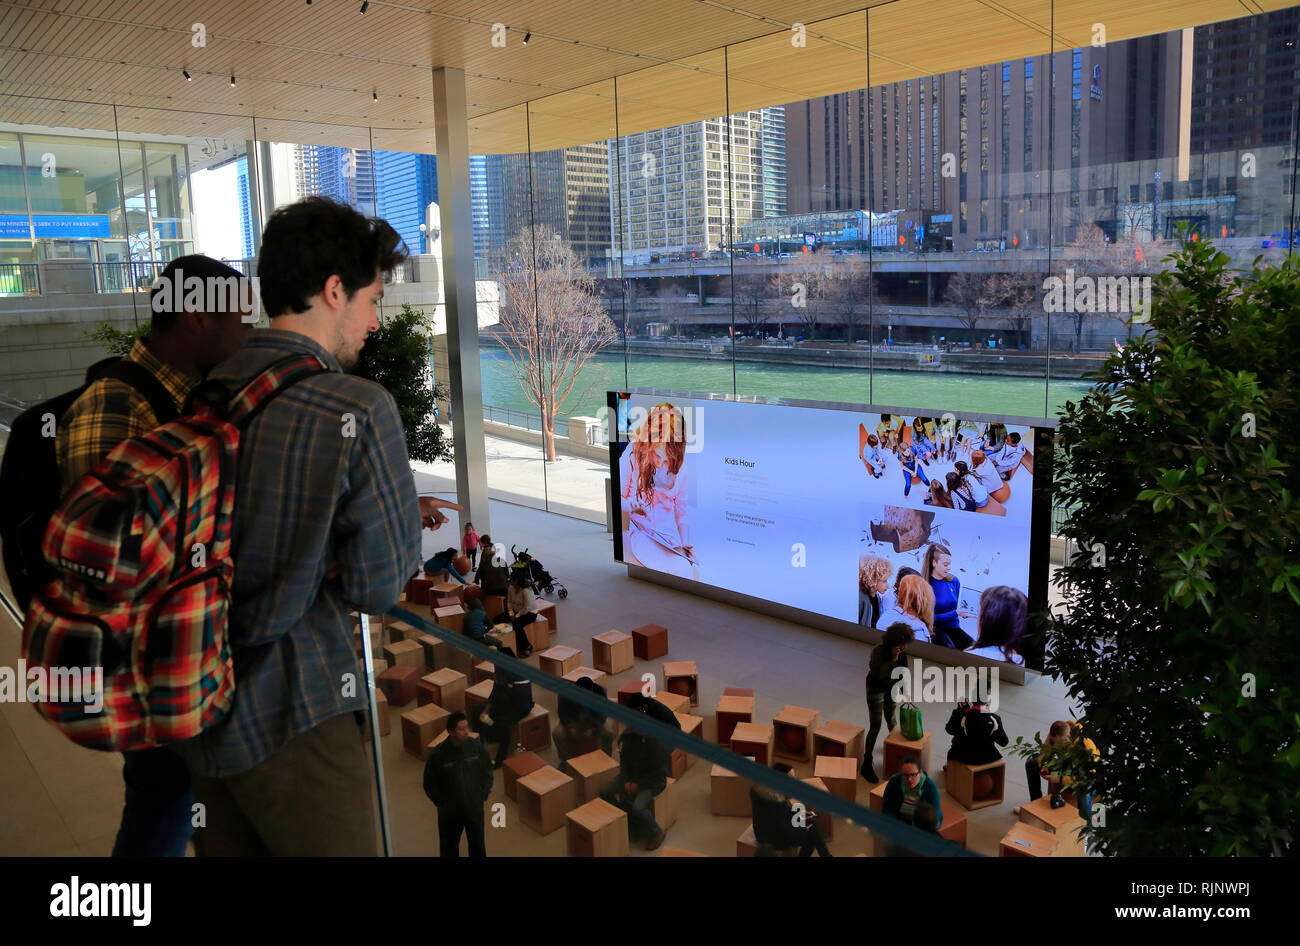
858, 542, 1027, 665
860, 415, 1029, 515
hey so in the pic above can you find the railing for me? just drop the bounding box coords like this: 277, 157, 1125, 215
88, 258, 260, 294
0, 263, 40, 296
481, 403, 573, 438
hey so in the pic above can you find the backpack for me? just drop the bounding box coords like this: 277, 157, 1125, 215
20, 353, 328, 751
0, 356, 179, 612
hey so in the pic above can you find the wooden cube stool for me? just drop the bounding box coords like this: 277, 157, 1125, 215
654, 690, 690, 716
503, 751, 547, 802
722, 687, 754, 698
814, 755, 859, 803
447, 643, 477, 677
418, 668, 466, 713
415, 633, 450, 672
371, 657, 388, 677
710, 758, 755, 816
433, 596, 460, 610
426, 730, 449, 756
524, 615, 552, 652
715, 695, 755, 746
383, 639, 424, 671
386, 620, 413, 645
883, 726, 932, 778
662, 661, 699, 705
946, 758, 1006, 811
431, 581, 462, 602
801, 776, 835, 841
631, 623, 668, 660
592, 630, 634, 674
813, 720, 866, 767
368, 688, 390, 738
539, 645, 581, 677
1019, 795, 1087, 856
736, 824, 797, 857
483, 594, 505, 617
563, 667, 606, 689
730, 722, 775, 766
518, 705, 551, 751
464, 679, 494, 718
405, 576, 433, 605
377, 665, 419, 707
659, 846, 707, 857
432, 605, 464, 634
670, 713, 704, 779
563, 749, 619, 804
617, 678, 646, 707
773, 705, 821, 763
566, 798, 628, 857
999, 822, 1059, 857
484, 624, 516, 655
516, 765, 576, 835
650, 776, 678, 829
537, 599, 558, 634
401, 703, 449, 759
471, 660, 495, 685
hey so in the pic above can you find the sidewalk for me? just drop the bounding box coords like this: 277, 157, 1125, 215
412, 427, 610, 523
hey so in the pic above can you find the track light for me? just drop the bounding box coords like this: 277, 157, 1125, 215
523, 32, 531, 44
230, 74, 236, 87
183, 69, 191, 81
372, 90, 378, 103
360, 1, 369, 13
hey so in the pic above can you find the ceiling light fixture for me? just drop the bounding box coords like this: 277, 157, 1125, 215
373, 90, 378, 102
230, 73, 236, 87
183, 69, 191, 81
360, 1, 369, 13
523, 32, 531, 44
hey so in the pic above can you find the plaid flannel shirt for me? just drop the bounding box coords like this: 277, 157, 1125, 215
174, 329, 422, 778
56, 338, 198, 494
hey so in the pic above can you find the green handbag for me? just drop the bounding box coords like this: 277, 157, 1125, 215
899, 702, 924, 742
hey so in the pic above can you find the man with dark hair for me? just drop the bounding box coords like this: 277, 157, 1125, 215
423, 712, 494, 858
599, 692, 679, 850
553, 675, 613, 766
175, 198, 423, 856
54, 252, 253, 858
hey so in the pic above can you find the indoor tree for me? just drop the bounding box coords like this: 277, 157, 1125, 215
1048, 234, 1299, 856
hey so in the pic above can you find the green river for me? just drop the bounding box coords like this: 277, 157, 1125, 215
474, 350, 1093, 425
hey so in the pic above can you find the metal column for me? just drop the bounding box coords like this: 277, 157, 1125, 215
431, 67, 490, 535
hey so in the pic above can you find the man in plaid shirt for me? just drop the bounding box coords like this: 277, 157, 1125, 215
175, 198, 429, 856
55, 254, 254, 857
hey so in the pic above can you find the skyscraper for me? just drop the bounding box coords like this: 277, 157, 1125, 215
500, 143, 611, 261
374, 151, 438, 254
236, 156, 255, 259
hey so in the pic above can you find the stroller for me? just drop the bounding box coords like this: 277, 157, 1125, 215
510, 545, 568, 599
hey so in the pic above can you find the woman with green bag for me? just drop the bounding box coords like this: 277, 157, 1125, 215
862, 622, 915, 783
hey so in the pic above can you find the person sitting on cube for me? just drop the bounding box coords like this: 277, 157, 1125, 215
472, 657, 534, 768
749, 762, 831, 857
598, 693, 679, 851
882, 757, 943, 829
553, 675, 614, 766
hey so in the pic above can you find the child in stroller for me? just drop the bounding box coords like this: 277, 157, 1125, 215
510, 545, 568, 598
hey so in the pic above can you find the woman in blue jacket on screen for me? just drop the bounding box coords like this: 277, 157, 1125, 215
921, 543, 973, 649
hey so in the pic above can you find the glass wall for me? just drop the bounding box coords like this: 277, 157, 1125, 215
463, 0, 1297, 526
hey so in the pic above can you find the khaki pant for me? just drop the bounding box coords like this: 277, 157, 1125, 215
191, 712, 379, 856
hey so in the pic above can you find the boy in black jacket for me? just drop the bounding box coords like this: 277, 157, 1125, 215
423, 713, 494, 858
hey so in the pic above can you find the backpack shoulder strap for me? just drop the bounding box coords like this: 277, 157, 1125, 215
225, 353, 331, 428
101, 359, 181, 425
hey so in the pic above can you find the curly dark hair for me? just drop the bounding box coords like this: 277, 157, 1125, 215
257, 197, 407, 318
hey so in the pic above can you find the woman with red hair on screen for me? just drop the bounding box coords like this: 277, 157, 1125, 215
620, 402, 699, 579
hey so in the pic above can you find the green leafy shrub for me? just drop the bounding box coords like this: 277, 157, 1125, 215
353, 304, 452, 464
86, 321, 149, 357
1048, 236, 1299, 855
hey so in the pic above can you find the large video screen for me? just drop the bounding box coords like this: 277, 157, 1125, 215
609, 390, 1052, 669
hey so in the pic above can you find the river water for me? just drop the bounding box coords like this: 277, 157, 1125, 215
476, 350, 1094, 424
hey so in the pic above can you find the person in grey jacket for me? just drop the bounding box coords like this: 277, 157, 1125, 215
423, 713, 494, 858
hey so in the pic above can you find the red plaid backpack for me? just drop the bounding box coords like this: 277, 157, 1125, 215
21, 354, 327, 751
